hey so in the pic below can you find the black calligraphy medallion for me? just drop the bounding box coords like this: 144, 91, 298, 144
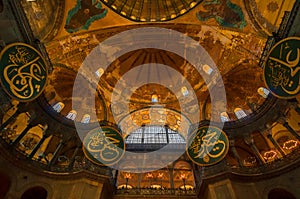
0, 43, 47, 101
264, 37, 300, 98
187, 126, 229, 166
83, 126, 125, 166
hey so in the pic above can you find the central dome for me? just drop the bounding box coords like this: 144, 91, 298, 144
100, 0, 202, 22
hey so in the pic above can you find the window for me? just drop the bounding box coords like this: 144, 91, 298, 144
66, 110, 77, 120
234, 108, 247, 119
52, 102, 65, 113
95, 68, 104, 77
151, 94, 158, 103
81, 114, 91, 123
181, 86, 189, 97
203, 64, 213, 75
125, 126, 185, 144
257, 87, 270, 98
220, 112, 230, 122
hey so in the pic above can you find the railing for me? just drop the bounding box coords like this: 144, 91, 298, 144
0, 137, 113, 181
199, 147, 300, 179
115, 188, 196, 196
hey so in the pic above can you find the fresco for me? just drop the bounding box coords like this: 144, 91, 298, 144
65, 0, 107, 33
197, 0, 247, 29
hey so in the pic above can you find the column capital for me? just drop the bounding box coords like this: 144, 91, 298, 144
277, 117, 287, 125
244, 136, 254, 145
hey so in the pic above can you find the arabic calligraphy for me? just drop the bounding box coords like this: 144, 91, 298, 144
0, 43, 47, 101
83, 126, 125, 166
187, 126, 229, 166
264, 37, 300, 98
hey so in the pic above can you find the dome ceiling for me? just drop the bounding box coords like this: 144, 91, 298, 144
100, 0, 202, 22
16, 0, 297, 125
43, 23, 267, 124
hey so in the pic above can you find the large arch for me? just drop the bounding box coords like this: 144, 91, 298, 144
21, 186, 47, 199
0, 172, 11, 199
268, 188, 296, 199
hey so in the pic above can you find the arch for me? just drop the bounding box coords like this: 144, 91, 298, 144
173, 160, 194, 189
0, 172, 11, 199
21, 186, 47, 199
268, 188, 296, 199
18, 124, 45, 155
1, 112, 31, 143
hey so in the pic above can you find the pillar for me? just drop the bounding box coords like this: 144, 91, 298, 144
244, 136, 265, 165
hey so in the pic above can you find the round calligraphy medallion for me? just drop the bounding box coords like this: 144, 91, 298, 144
187, 126, 229, 166
82, 126, 125, 166
264, 37, 300, 99
0, 43, 48, 102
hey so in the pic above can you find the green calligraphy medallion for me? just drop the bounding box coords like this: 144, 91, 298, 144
187, 126, 229, 166
83, 126, 125, 166
0, 43, 47, 102
264, 37, 300, 98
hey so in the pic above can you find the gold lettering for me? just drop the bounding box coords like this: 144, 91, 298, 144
192, 130, 226, 162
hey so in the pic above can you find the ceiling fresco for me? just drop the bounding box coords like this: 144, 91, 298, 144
196, 0, 247, 29
65, 0, 107, 33
18, 0, 295, 125
43, 23, 267, 124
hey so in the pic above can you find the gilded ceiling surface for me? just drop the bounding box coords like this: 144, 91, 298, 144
20, 0, 295, 125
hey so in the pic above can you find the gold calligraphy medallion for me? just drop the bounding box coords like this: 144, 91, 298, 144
187, 126, 229, 166
0, 43, 47, 101
83, 126, 125, 166
264, 37, 300, 98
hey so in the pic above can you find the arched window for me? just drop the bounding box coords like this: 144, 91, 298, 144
258, 87, 270, 98
181, 86, 189, 97
234, 108, 247, 119
203, 64, 213, 75
66, 110, 77, 120
173, 161, 195, 190
81, 114, 91, 123
18, 125, 44, 155
151, 94, 158, 103
52, 102, 65, 113
220, 112, 230, 122
95, 68, 104, 77
21, 186, 47, 199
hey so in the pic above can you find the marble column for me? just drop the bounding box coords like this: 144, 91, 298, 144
244, 136, 265, 165
229, 140, 243, 167
48, 139, 64, 167
266, 133, 286, 157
